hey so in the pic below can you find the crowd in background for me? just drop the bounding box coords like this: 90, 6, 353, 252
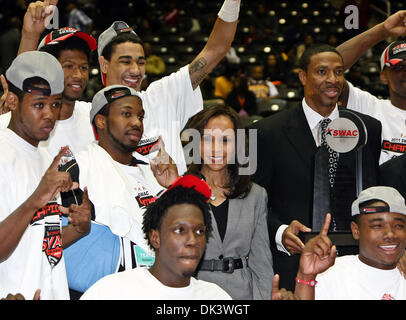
1, 0, 404, 118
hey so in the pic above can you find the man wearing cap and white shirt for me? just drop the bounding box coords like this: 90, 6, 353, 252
336, 10, 406, 164
0, 51, 91, 300
93, 1, 240, 175
1, 2, 98, 157
294, 186, 406, 300
59, 84, 178, 298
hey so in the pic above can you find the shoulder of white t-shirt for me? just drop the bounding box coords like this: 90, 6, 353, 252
74, 100, 92, 116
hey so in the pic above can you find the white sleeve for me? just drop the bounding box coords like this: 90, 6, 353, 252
346, 81, 380, 116
275, 224, 291, 255
142, 65, 203, 129
267, 81, 279, 97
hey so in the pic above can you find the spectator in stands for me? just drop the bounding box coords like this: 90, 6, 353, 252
336, 10, 406, 164
295, 186, 406, 300
248, 64, 279, 102
0, 16, 21, 74
263, 53, 288, 85
80, 175, 232, 300
65, 0, 93, 33
186, 105, 273, 299
159, 0, 180, 28
251, 44, 382, 291
225, 72, 257, 116
296, 34, 315, 61
214, 59, 240, 100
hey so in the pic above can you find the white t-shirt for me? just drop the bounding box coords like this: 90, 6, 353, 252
136, 65, 202, 175
316, 255, 406, 300
0, 128, 69, 300
74, 142, 163, 262
0, 101, 95, 157
347, 81, 406, 164
80, 267, 232, 300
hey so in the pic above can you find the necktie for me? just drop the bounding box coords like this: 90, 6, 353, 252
319, 118, 339, 188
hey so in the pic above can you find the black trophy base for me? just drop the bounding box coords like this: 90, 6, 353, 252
301, 231, 358, 247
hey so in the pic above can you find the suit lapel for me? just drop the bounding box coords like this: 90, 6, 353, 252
222, 199, 238, 247
209, 206, 224, 252
283, 105, 318, 169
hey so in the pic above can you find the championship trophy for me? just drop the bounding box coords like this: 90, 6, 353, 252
304, 109, 369, 249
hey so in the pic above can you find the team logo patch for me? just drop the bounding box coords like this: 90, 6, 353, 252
32, 202, 63, 268
42, 223, 63, 268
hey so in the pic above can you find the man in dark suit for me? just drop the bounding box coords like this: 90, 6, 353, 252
251, 44, 382, 290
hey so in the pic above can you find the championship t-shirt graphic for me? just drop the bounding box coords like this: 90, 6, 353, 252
32, 201, 63, 268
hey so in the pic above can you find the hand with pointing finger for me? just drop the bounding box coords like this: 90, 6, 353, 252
0, 75, 9, 115
271, 274, 299, 300
1, 289, 41, 300
22, 0, 59, 36
150, 137, 179, 188
298, 213, 337, 279
59, 187, 91, 235
28, 146, 79, 210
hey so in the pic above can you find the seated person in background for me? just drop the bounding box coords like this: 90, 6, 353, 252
225, 73, 257, 116
187, 105, 273, 299
248, 64, 278, 102
80, 175, 232, 300
263, 53, 288, 85
214, 60, 240, 100
295, 186, 406, 300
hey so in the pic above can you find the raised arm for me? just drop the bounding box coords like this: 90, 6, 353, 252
18, 0, 58, 55
188, 0, 240, 90
294, 213, 336, 300
336, 10, 406, 71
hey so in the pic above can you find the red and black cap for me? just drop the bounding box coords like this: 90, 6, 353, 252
380, 40, 406, 70
38, 27, 97, 51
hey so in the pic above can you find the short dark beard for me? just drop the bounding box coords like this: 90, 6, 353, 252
106, 120, 139, 154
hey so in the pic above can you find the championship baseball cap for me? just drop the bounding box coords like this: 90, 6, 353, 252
38, 27, 97, 51
380, 40, 406, 70
97, 21, 141, 58
351, 186, 406, 216
90, 84, 142, 122
6, 51, 64, 96
97, 21, 142, 86
162, 175, 212, 202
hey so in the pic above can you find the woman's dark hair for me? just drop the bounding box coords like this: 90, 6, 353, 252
101, 32, 144, 61
39, 36, 91, 60
142, 185, 212, 251
186, 104, 252, 199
